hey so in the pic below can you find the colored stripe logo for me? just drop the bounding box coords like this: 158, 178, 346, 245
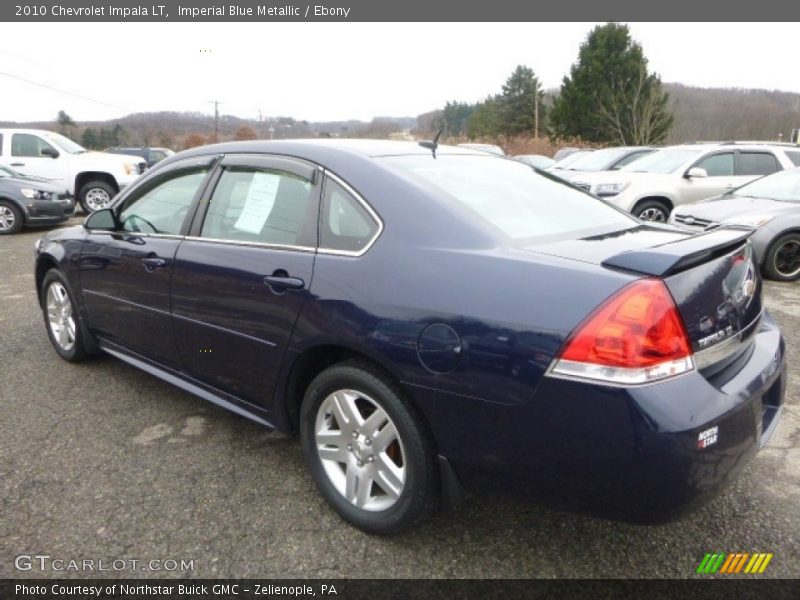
696, 552, 773, 574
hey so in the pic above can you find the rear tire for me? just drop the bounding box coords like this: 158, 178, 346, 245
634, 199, 670, 222
79, 180, 116, 214
0, 200, 23, 235
763, 233, 800, 281
41, 270, 90, 362
300, 360, 438, 534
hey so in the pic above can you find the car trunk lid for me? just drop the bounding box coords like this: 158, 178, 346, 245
520, 224, 762, 365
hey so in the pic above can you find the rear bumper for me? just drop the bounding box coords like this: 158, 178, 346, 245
433, 312, 785, 521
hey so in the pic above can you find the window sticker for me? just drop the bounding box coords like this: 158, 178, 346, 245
233, 172, 281, 234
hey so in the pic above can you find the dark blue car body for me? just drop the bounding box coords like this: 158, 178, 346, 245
34, 140, 786, 523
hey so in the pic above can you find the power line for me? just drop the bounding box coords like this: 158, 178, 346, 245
0, 69, 131, 112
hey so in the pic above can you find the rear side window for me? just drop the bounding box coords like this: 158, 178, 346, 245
319, 178, 380, 254
737, 152, 780, 176
11, 133, 56, 157
785, 151, 800, 167
696, 152, 734, 176
201, 167, 314, 246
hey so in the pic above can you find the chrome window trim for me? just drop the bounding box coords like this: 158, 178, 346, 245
318, 169, 384, 258
182, 235, 315, 253
85, 230, 185, 241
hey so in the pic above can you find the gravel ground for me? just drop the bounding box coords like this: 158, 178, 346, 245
1, 217, 798, 579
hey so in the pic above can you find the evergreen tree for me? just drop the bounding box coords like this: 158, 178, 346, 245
81, 128, 99, 149
549, 23, 673, 144
498, 65, 545, 136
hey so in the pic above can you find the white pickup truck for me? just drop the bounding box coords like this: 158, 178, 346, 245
0, 129, 146, 213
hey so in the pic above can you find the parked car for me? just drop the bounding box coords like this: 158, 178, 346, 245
671, 166, 800, 280
513, 154, 555, 169
35, 140, 785, 533
573, 142, 800, 222
553, 147, 584, 161
107, 146, 175, 169
546, 149, 593, 172
0, 129, 146, 214
0, 165, 74, 234
456, 143, 505, 156
554, 146, 656, 181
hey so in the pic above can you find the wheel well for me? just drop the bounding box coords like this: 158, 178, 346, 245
35, 257, 58, 304
75, 172, 118, 196
633, 196, 673, 214
282, 345, 405, 433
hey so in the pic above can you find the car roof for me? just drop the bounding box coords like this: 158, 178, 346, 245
175, 139, 488, 161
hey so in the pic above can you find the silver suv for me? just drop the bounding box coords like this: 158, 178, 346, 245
572, 142, 800, 221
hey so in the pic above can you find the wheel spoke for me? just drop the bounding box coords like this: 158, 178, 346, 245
331, 391, 361, 428
362, 408, 389, 439
66, 318, 76, 341
356, 472, 373, 507
317, 444, 348, 463
345, 465, 359, 503
374, 454, 404, 499
372, 420, 397, 453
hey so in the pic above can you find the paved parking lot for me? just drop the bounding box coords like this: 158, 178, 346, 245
1, 217, 798, 579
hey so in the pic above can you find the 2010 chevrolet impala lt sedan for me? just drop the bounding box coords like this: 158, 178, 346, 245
34, 140, 786, 533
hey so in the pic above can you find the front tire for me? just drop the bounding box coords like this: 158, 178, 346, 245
634, 199, 670, 222
763, 233, 800, 281
79, 180, 116, 214
300, 361, 438, 534
41, 270, 90, 362
0, 200, 23, 234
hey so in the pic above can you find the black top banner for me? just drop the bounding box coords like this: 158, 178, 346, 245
3, 0, 800, 21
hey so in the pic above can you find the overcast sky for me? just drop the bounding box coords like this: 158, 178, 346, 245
2, 22, 799, 123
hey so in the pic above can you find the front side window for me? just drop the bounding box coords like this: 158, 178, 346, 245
200, 167, 314, 246
737, 152, 780, 176
119, 168, 208, 234
696, 152, 734, 177
11, 133, 56, 157
320, 179, 379, 253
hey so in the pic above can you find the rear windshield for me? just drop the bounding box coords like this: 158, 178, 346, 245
732, 167, 800, 201
381, 155, 635, 240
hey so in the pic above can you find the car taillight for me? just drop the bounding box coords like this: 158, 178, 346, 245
548, 279, 694, 385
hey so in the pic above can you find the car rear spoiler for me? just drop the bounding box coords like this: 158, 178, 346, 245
601, 226, 754, 277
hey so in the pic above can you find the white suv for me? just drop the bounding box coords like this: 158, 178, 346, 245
0, 129, 146, 213
572, 143, 800, 221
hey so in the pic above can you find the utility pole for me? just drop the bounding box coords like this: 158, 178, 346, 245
534, 90, 539, 139
209, 100, 222, 142
258, 109, 263, 137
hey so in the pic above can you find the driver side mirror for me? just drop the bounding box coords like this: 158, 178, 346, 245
84, 208, 118, 231
40, 147, 60, 159
685, 167, 708, 179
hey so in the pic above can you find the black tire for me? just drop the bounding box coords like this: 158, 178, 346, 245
763, 233, 800, 281
300, 360, 438, 534
0, 199, 23, 235
40, 270, 91, 362
78, 180, 116, 214
634, 199, 670, 222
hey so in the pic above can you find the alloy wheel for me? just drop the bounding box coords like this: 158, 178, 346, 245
0, 205, 16, 231
46, 282, 76, 352
638, 207, 667, 222
774, 240, 800, 278
314, 388, 406, 511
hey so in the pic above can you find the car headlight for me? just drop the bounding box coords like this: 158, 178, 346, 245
595, 182, 630, 197
20, 188, 52, 200
723, 214, 774, 228
123, 163, 139, 175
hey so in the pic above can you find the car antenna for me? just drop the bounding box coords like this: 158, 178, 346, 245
419, 127, 444, 158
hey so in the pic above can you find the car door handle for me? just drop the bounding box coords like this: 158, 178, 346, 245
141, 257, 167, 272
264, 273, 305, 291
10, 162, 25, 167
